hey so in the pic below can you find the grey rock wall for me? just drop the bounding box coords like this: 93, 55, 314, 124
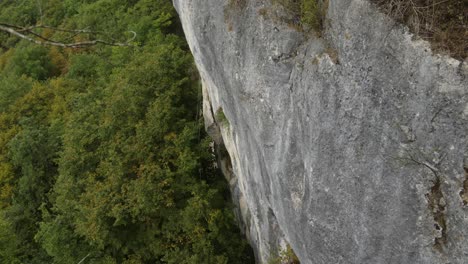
173, 0, 468, 263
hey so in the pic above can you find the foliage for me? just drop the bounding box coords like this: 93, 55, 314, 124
4, 44, 56, 80
0, 0, 254, 263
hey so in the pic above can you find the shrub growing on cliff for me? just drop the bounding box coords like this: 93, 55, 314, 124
268, 244, 300, 264
272, 0, 327, 32
216, 107, 230, 127
301, 0, 325, 32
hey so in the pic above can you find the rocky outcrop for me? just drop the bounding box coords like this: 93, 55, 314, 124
173, 0, 468, 263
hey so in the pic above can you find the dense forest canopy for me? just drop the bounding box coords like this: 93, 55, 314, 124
0, 0, 254, 263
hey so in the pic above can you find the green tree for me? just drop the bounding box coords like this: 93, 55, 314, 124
0, 1, 254, 263
5, 44, 56, 80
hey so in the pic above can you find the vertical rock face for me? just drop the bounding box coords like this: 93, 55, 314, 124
173, 0, 468, 263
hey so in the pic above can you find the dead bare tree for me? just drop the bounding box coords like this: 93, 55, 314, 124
0, 22, 136, 48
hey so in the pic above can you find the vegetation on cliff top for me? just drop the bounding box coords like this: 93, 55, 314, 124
0, 0, 254, 263
371, 0, 467, 60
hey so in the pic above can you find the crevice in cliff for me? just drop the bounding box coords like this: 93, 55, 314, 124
205, 96, 256, 260
425, 176, 447, 252
215, 142, 234, 181
459, 166, 468, 206
397, 147, 448, 252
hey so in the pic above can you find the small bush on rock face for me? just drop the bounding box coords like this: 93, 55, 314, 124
269, 244, 300, 264
301, 0, 321, 31
271, 0, 327, 33
216, 107, 230, 127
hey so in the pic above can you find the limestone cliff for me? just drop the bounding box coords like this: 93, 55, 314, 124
173, 0, 468, 263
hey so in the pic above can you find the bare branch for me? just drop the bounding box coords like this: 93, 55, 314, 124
25, 25, 94, 34
0, 23, 136, 48
77, 253, 91, 264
